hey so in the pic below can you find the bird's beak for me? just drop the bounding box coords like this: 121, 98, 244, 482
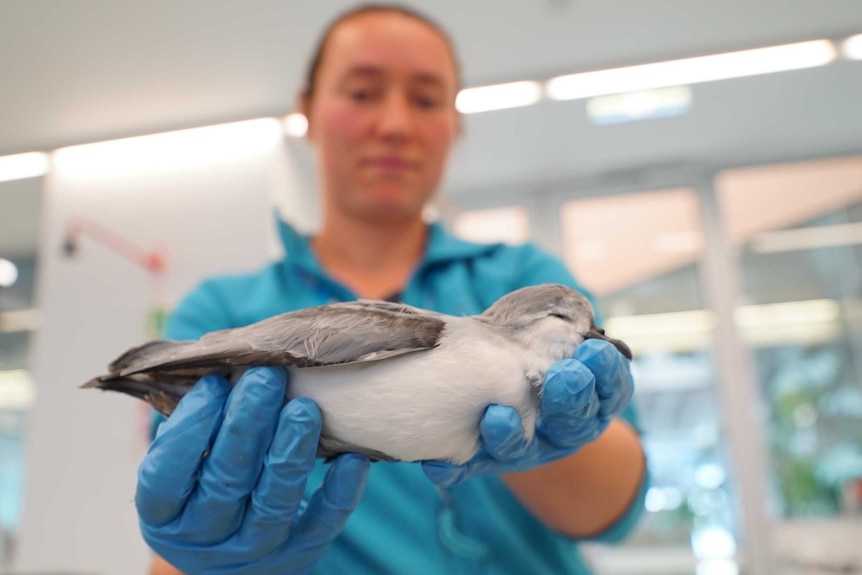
586, 325, 633, 361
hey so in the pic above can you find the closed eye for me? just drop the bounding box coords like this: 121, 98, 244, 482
549, 312, 571, 321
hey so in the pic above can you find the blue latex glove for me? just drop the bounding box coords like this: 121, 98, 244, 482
136, 366, 371, 575
422, 339, 633, 487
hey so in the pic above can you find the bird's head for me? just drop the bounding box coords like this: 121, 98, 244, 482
482, 284, 632, 362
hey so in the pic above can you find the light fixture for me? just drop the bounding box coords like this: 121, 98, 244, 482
53, 118, 283, 179
0, 152, 49, 183
0, 258, 18, 288
751, 222, 862, 253
283, 113, 309, 138
455, 81, 542, 114
605, 310, 717, 339
842, 33, 862, 60
733, 299, 840, 329
547, 40, 837, 101
587, 86, 693, 125
604, 298, 842, 354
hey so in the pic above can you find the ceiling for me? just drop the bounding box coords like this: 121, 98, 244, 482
0, 1, 861, 208
1, 3, 860, 148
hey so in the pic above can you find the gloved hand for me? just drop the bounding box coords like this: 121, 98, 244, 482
422, 339, 633, 487
136, 366, 370, 575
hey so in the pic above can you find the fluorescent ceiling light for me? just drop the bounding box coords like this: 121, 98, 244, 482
750, 222, 862, 253
456, 81, 542, 114
604, 299, 842, 355
283, 113, 309, 138
0, 258, 18, 287
842, 33, 862, 60
0, 152, 49, 183
606, 309, 717, 339
733, 299, 839, 329
53, 118, 283, 179
587, 86, 693, 125
547, 40, 837, 101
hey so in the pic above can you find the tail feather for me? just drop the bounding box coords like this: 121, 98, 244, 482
87, 339, 232, 417
82, 374, 191, 417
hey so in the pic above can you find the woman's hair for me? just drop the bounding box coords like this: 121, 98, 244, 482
302, 4, 462, 99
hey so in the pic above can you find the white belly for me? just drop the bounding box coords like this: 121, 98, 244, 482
286, 324, 535, 464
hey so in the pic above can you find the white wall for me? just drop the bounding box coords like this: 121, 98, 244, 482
16, 121, 313, 574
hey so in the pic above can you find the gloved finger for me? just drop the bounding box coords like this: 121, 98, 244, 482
136, 374, 230, 527
576, 339, 634, 418
480, 405, 530, 462
239, 398, 322, 554
286, 454, 370, 571
537, 360, 601, 447
180, 366, 287, 544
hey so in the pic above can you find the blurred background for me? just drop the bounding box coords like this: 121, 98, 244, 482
1, 1, 861, 574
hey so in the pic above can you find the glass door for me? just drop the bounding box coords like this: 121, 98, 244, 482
556, 186, 744, 575
716, 155, 862, 573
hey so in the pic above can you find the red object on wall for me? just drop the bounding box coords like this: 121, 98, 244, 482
63, 216, 166, 275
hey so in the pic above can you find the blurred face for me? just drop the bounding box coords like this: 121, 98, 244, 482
303, 13, 460, 224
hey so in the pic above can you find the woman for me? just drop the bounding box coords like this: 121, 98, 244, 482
145, 5, 647, 574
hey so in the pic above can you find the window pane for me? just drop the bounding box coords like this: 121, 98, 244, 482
717, 155, 862, 572
0, 177, 42, 568
562, 189, 741, 573
717, 156, 862, 522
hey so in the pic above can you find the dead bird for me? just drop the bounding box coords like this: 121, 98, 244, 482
83, 283, 631, 464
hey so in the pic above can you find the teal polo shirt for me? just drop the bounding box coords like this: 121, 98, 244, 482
162, 218, 647, 574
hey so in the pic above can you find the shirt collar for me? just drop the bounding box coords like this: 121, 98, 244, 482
275, 213, 496, 274
423, 218, 498, 266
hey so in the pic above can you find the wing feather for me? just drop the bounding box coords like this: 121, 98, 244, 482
115, 300, 447, 377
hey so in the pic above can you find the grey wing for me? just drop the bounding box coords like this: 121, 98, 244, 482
114, 300, 447, 377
